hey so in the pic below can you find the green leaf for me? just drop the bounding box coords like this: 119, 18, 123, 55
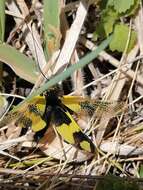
0, 44, 39, 83
107, 0, 114, 6
109, 24, 137, 52
95, 7, 118, 38
139, 165, 143, 177
0, 0, 5, 42
123, 0, 139, 16
100, 0, 138, 15
43, 0, 60, 59
112, 0, 135, 13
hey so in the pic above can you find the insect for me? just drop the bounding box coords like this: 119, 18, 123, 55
0, 88, 95, 153
0, 85, 127, 154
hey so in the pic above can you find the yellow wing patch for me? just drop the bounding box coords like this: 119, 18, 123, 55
55, 111, 95, 153
19, 96, 46, 132
80, 140, 91, 152
56, 111, 81, 144
0, 95, 46, 132
61, 96, 81, 113
61, 96, 126, 117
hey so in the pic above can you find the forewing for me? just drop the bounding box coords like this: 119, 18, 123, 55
0, 95, 46, 132
61, 96, 126, 118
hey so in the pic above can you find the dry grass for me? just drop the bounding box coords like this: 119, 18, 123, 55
0, 0, 143, 189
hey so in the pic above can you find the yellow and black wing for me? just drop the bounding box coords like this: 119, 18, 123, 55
50, 105, 95, 153
21, 96, 46, 133
61, 96, 125, 117
0, 95, 46, 133
0, 94, 96, 153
